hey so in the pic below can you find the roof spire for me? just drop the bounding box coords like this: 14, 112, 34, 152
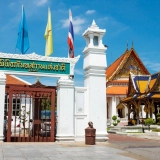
126, 40, 128, 51
132, 39, 134, 48
36, 76, 40, 82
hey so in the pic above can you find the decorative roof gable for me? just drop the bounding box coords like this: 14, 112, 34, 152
122, 72, 160, 102
127, 74, 136, 97
130, 73, 150, 94
106, 48, 150, 81
149, 73, 160, 92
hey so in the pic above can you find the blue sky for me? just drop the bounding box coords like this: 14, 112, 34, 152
0, 0, 160, 86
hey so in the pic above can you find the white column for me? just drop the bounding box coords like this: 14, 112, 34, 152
0, 73, 6, 142
111, 96, 117, 117
84, 71, 107, 141
56, 77, 75, 142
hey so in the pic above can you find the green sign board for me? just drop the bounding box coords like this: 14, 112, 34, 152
0, 58, 70, 75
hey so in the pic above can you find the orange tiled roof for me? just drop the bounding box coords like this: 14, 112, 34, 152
6, 75, 30, 85
106, 51, 126, 81
111, 79, 129, 83
106, 48, 150, 81
106, 86, 128, 95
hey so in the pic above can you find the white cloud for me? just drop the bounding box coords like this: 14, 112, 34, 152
60, 17, 86, 34
34, 0, 48, 6
86, 10, 95, 15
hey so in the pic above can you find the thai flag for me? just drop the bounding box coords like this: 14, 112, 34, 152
68, 9, 74, 58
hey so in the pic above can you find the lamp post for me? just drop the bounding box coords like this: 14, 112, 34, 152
136, 66, 140, 125
141, 105, 144, 133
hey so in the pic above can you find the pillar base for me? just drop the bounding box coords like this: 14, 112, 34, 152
0, 135, 4, 142
96, 133, 108, 142
56, 135, 75, 142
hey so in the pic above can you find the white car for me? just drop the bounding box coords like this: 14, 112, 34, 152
11, 120, 21, 135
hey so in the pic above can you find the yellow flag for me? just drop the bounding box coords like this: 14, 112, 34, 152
44, 8, 53, 56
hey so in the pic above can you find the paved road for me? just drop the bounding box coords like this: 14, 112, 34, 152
108, 133, 160, 160
0, 142, 135, 160
0, 134, 159, 160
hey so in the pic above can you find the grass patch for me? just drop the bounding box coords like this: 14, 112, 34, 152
152, 129, 160, 132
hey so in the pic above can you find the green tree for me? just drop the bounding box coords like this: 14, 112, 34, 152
41, 98, 51, 110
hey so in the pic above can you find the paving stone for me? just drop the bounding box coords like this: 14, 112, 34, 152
0, 135, 159, 160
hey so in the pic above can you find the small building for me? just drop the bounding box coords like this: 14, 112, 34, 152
122, 72, 160, 125
5, 75, 31, 117
106, 47, 150, 125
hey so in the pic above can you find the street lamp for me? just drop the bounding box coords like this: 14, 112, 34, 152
141, 105, 144, 133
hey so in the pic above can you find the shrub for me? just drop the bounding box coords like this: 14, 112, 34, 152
117, 119, 120, 123
112, 115, 117, 121
156, 113, 160, 125
113, 122, 117, 126
107, 127, 110, 131
144, 118, 155, 131
112, 115, 120, 126
152, 129, 160, 132
156, 113, 160, 117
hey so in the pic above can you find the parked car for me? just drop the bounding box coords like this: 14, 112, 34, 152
11, 120, 21, 135
40, 122, 51, 137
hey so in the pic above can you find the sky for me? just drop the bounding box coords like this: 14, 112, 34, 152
0, 0, 160, 86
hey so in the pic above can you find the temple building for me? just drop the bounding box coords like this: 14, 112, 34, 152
122, 71, 160, 125
106, 47, 150, 125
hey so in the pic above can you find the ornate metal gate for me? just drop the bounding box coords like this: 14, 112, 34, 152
5, 81, 56, 142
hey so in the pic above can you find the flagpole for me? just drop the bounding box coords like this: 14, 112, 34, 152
21, 4, 23, 55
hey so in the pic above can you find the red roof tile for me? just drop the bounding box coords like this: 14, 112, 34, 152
6, 75, 30, 85
106, 86, 128, 95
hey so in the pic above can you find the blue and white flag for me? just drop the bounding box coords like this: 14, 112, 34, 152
16, 5, 29, 54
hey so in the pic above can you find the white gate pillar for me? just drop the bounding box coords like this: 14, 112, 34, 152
0, 73, 6, 142
56, 77, 75, 141
83, 20, 108, 141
